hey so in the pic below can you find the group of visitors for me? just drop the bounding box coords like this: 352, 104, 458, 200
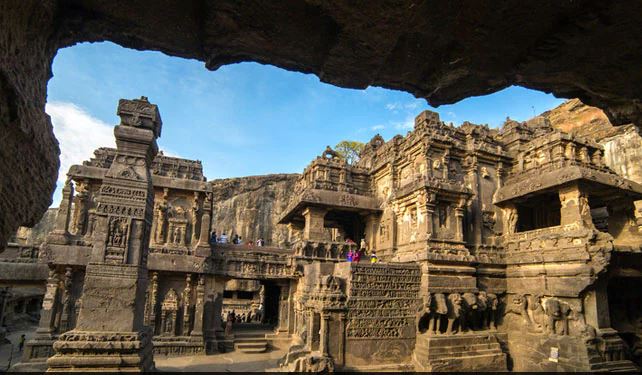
223, 309, 262, 325
209, 231, 265, 247
345, 238, 378, 263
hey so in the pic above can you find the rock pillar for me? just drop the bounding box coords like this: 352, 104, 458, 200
47, 97, 162, 372
302, 207, 327, 241
559, 183, 594, 229
47, 179, 73, 244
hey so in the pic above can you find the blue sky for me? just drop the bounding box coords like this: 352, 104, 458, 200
47, 42, 565, 206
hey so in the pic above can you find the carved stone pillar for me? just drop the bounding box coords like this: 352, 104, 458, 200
59, 267, 73, 332
195, 192, 212, 256
190, 192, 200, 245
47, 97, 162, 372
559, 183, 593, 228
319, 313, 330, 356
36, 267, 60, 337
302, 207, 327, 241
71, 181, 89, 236
183, 274, 192, 335
48, 179, 73, 244
145, 272, 158, 330
190, 275, 205, 341
454, 199, 466, 242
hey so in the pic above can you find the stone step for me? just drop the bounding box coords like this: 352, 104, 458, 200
235, 341, 268, 353
590, 360, 639, 372
235, 337, 268, 343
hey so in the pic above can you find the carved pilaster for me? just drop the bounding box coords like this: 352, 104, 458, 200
191, 275, 205, 340
183, 274, 192, 335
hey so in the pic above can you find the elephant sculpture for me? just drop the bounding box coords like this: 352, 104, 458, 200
461, 292, 478, 332
446, 293, 464, 335
416, 293, 432, 334
542, 298, 571, 335
486, 293, 499, 330
477, 291, 489, 330
430, 293, 448, 334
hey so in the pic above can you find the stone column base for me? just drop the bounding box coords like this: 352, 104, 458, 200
46, 329, 154, 372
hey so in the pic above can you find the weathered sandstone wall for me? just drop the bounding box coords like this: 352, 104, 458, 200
209, 173, 299, 246
539, 98, 642, 186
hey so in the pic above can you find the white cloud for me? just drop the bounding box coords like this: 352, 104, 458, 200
385, 102, 401, 111
446, 111, 457, 118
46, 101, 116, 185
371, 124, 385, 131
393, 115, 415, 131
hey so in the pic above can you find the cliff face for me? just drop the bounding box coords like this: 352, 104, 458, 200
538, 98, 642, 186
209, 173, 299, 246
13, 208, 58, 246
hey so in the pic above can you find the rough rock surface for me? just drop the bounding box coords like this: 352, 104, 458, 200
3, 0, 642, 248
210, 174, 298, 246
12, 208, 58, 246
538, 99, 642, 185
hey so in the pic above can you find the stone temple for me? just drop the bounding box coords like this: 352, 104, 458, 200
1, 97, 641, 372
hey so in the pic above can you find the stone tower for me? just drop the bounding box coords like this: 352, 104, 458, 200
47, 97, 161, 372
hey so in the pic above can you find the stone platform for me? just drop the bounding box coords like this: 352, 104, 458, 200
413, 332, 507, 372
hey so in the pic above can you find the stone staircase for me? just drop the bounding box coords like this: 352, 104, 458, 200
413, 332, 507, 372
233, 331, 269, 353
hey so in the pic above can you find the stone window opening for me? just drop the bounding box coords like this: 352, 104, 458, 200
515, 192, 561, 232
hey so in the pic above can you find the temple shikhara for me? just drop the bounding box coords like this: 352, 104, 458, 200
1, 97, 641, 372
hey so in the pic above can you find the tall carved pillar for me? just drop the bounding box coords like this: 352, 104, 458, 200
319, 313, 330, 356
48, 179, 74, 243
59, 267, 73, 332
195, 192, 212, 256
302, 207, 327, 241
190, 275, 205, 342
145, 272, 158, 330
71, 181, 89, 236
36, 267, 60, 336
454, 198, 466, 242
47, 97, 162, 372
182, 274, 192, 335
190, 192, 200, 245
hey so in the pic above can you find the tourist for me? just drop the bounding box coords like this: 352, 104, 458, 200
370, 251, 379, 263
209, 230, 217, 244
360, 238, 367, 251
247, 240, 254, 248
219, 232, 228, 244
19, 334, 25, 351
232, 234, 239, 244
238, 236, 243, 245
225, 313, 234, 336
353, 248, 361, 262
346, 249, 353, 262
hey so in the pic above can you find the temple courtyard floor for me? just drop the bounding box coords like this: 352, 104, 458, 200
155, 347, 287, 372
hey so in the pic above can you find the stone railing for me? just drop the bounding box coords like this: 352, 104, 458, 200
291, 240, 356, 261
0, 243, 40, 263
